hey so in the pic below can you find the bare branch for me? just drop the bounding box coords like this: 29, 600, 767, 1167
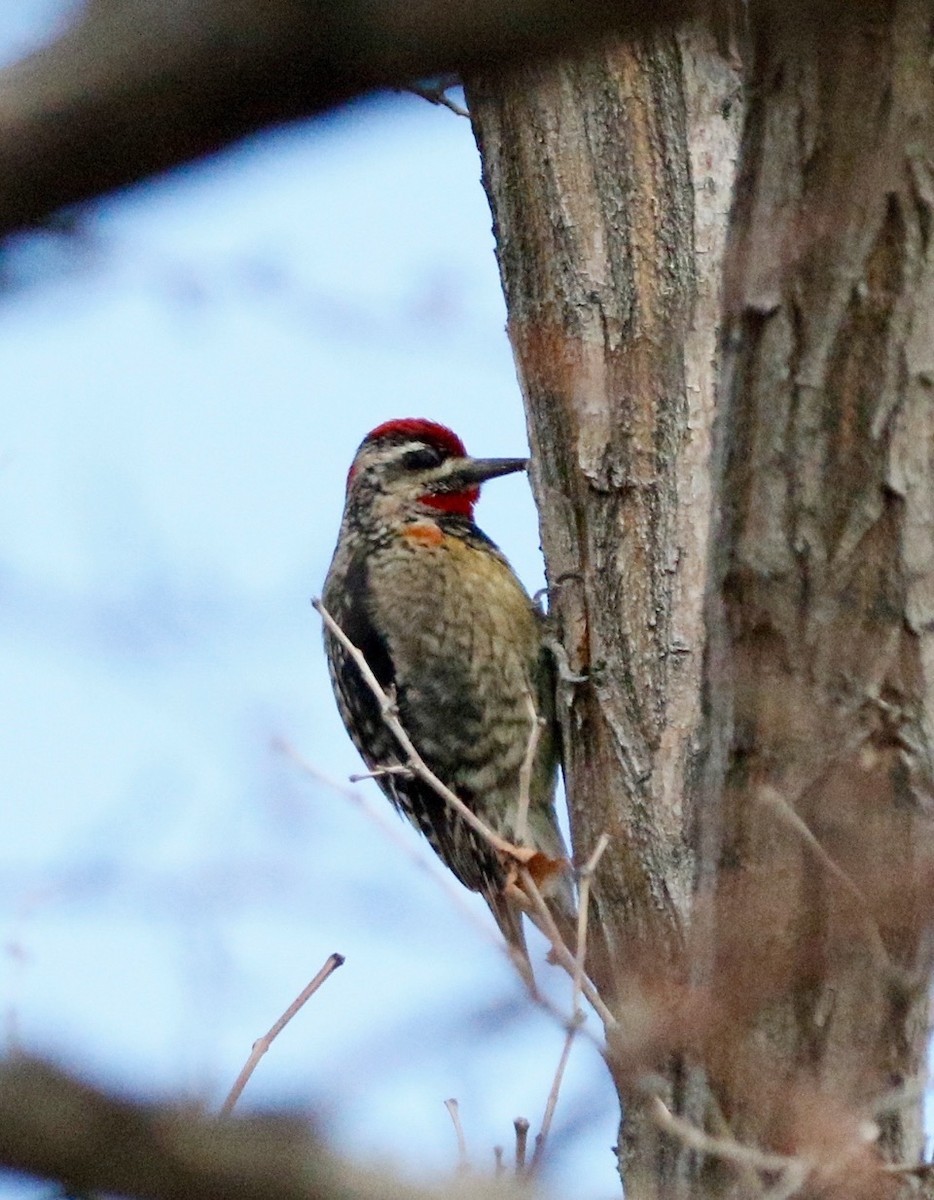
516, 866, 618, 1032
0, 0, 709, 238
316, 599, 620, 1032
529, 1022, 578, 1173
525, 836, 611, 1172
573, 834, 610, 1017
315, 598, 523, 861
221, 953, 345, 1116
444, 1098, 470, 1173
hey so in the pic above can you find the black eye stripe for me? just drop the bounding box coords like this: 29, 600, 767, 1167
401, 446, 445, 470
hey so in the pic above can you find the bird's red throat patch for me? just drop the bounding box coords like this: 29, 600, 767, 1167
419, 489, 479, 518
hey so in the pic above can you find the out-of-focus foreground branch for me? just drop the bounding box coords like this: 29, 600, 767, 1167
0, 1056, 515, 1200
0, 0, 691, 238
0, 0, 915, 240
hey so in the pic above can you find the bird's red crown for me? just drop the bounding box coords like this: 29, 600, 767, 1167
363, 418, 467, 458
352, 418, 479, 518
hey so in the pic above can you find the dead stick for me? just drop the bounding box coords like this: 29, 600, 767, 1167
574, 833, 610, 1016
444, 1098, 469, 1172
530, 1023, 578, 1172
220, 952, 345, 1115
514, 1117, 530, 1174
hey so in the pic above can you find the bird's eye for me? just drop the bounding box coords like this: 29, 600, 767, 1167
401, 446, 444, 471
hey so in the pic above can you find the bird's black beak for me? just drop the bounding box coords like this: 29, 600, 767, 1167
439, 456, 528, 490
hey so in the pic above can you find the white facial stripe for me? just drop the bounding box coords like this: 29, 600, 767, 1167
361, 439, 440, 468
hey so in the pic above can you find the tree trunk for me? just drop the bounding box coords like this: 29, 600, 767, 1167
467, 21, 742, 1195
471, 2, 934, 1197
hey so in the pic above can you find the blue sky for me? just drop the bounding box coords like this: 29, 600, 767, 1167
0, 6, 618, 1198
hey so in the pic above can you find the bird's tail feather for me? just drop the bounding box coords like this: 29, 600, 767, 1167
487, 859, 585, 998
488, 891, 539, 998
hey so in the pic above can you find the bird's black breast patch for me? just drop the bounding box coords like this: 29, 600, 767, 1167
339, 552, 395, 691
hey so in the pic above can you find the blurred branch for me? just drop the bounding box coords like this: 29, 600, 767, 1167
444, 1098, 469, 1173
0, 1056, 517, 1200
648, 1098, 812, 1195
512, 1118, 529, 1174
0, 0, 875, 239
0, 0, 688, 238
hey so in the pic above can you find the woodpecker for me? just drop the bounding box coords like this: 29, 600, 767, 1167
321, 418, 575, 987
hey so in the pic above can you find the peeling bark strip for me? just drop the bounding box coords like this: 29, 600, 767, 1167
702, 0, 934, 1175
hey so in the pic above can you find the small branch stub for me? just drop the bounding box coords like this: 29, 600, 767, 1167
514, 1117, 530, 1174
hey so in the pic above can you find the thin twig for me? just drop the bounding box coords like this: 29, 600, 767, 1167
514, 692, 544, 847
404, 80, 469, 117
279, 742, 607, 1054
349, 764, 414, 782
574, 833, 610, 1016
513, 1117, 530, 1174
315, 599, 522, 861
517, 866, 618, 1031
220, 953, 345, 1115
530, 1021, 579, 1172
443, 1098, 469, 1173
527, 834, 609, 1171
649, 1097, 811, 1189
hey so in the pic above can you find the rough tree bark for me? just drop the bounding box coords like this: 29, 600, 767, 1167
467, 22, 742, 1196
471, 1, 934, 1197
